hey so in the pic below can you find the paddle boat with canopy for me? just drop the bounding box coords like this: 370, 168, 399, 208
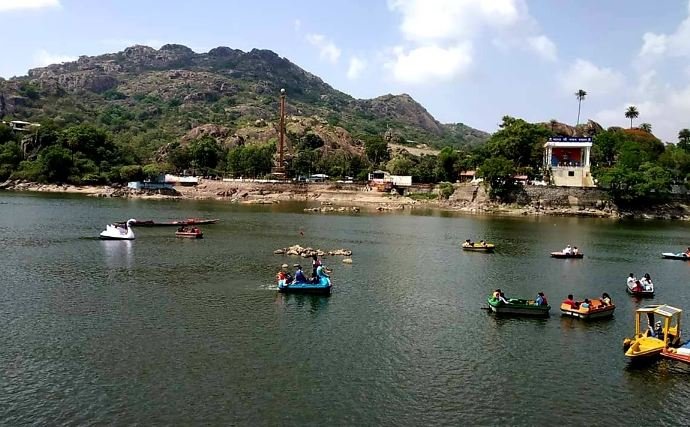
487, 295, 550, 317
623, 305, 682, 360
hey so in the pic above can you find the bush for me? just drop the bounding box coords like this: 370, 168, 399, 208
438, 182, 455, 199
118, 165, 144, 182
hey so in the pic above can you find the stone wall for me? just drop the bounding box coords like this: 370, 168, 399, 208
519, 186, 612, 209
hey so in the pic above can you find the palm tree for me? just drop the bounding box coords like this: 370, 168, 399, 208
639, 123, 652, 133
625, 106, 639, 129
679, 129, 690, 151
575, 89, 587, 126
679, 129, 690, 144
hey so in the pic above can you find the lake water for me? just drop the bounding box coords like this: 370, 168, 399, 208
2, 192, 690, 425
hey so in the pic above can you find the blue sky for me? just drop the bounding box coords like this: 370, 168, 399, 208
1, 0, 690, 142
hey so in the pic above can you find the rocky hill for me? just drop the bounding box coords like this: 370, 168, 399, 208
0, 44, 488, 154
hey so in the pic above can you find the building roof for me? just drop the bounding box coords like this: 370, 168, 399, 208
545, 136, 592, 148
460, 170, 476, 177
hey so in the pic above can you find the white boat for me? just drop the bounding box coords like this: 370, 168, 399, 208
100, 219, 135, 240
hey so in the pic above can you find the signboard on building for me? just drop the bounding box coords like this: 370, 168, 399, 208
548, 137, 592, 143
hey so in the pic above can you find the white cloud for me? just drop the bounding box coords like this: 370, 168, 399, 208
527, 35, 557, 61
639, 33, 668, 57
346, 56, 366, 80
293, 19, 302, 32
594, 80, 690, 142
388, 0, 524, 42
638, 2, 690, 58
558, 59, 625, 96
0, 0, 59, 12
32, 49, 76, 67
385, 0, 556, 83
305, 33, 341, 64
385, 43, 472, 84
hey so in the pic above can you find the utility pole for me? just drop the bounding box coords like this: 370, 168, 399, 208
277, 88, 286, 176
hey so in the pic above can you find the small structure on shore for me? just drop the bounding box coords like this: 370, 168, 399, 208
544, 137, 595, 187
368, 170, 412, 194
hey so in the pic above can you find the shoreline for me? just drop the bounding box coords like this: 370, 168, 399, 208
2, 179, 689, 220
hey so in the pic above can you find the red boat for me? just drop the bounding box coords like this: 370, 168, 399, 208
123, 218, 219, 227
175, 226, 203, 239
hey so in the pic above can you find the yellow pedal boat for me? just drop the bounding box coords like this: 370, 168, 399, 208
623, 305, 683, 360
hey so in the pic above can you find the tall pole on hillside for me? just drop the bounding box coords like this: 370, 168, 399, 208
278, 88, 286, 175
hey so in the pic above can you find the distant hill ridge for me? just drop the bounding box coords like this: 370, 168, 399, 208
0, 43, 489, 150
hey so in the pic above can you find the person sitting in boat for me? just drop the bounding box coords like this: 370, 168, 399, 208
311, 254, 322, 283
479, 240, 487, 247
177, 226, 184, 232
492, 289, 501, 299
316, 264, 330, 279
649, 320, 664, 339
562, 294, 579, 309
562, 245, 572, 255
465, 239, 474, 247
626, 273, 637, 288
580, 298, 591, 310
293, 265, 308, 284
685, 247, 690, 257
573, 246, 579, 255
535, 292, 547, 306
640, 273, 653, 291
601, 293, 612, 306
498, 291, 510, 304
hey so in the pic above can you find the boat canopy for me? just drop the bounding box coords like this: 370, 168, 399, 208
635, 305, 682, 317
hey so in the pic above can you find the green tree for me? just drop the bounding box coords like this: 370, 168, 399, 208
386, 155, 414, 176
625, 106, 639, 129
226, 143, 275, 177
484, 116, 550, 169
0, 123, 15, 144
597, 162, 671, 205
575, 89, 587, 126
364, 136, 390, 166
657, 145, 690, 183
411, 155, 439, 184
678, 129, 690, 151
167, 143, 192, 173
477, 156, 517, 200
39, 145, 74, 182
591, 130, 622, 167
118, 165, 144, 182
437, 147, 460, 182
189, 137, 223, 175
0, 142, 22, 180
639, 123, 652, 133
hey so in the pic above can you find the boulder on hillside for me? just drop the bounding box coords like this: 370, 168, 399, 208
181, 124, 230, 143
542, 119, 604, 137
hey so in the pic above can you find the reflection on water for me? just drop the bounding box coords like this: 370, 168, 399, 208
101, 239, 133, 269
2, 192, 690, 425
276, 292, 331, 314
